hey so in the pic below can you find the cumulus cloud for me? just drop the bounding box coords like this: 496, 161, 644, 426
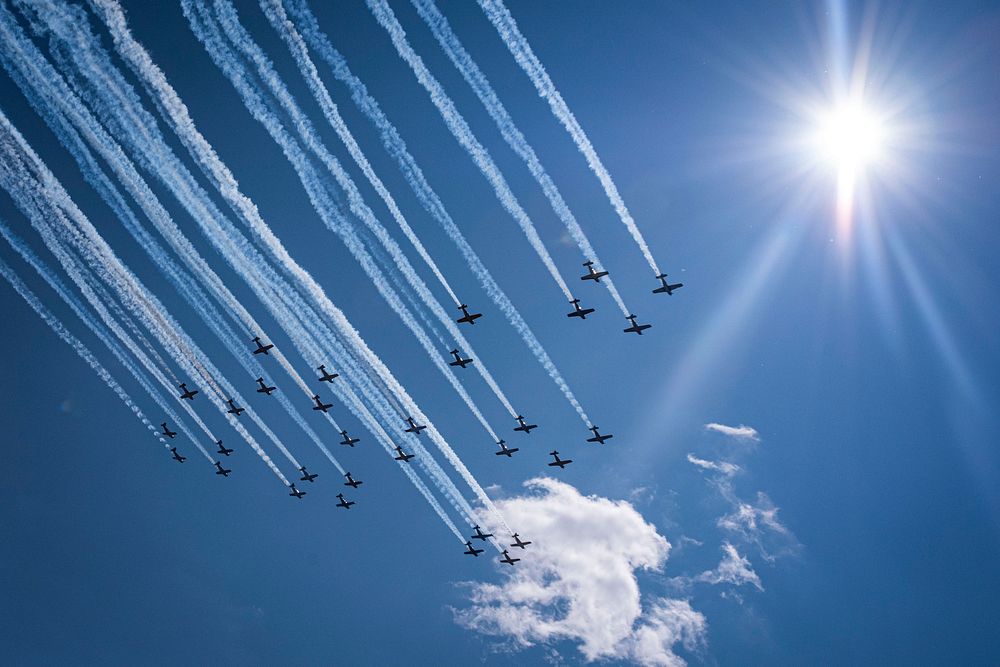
704, 423, 759, 441
455, 478, 706, 665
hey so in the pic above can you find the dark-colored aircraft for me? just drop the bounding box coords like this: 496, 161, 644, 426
587, 426, 613, 444
653, 273, 683, 295
317, 364, 339, 383
161, 422, 177, 438
394, 445, 415, 462
514, 415, 538, 434
499, 550, 521, 566
580, 260, 609, 283
335, 493, 355, 510
403, 417, 426, 434
456, 303, 482, 325
251, 336, 274, 355
216, 439, 234, 456
510, 533, 532, 549
464, 541, 484, 557
256, 377, 276, 395
178, 382, 198, 400
566, 298, 595, 320
449, 349, 473, 368
340, 430, 360, 447
547, 450, 573, 468
343, 472, 363, 488
214, 461, 232, 477
299, 466, 318, 483
495, 439, 519, 457
471, 525, 493, 541
170, 447, 186, 463
226, 399, 245, 416
311, 394, 333, 412
623, 314, 652, 335
288, 483, 306, 499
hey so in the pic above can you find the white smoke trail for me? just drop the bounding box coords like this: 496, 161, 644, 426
363, 0, 576, 304
0, 257, 171, 449
477, 0, 663, 276
86, 0, 512, 534
410, 0, 630, 317
282, 0, 595, 427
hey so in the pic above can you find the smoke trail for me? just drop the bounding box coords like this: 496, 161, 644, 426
363, 0, 576, 304
189, 0, 512, 437
283, 0, 595, 427
477, 0, 663, 276
87, 0, 512, 534
212, 0, 521, 423
410, 0, 630, 317
0, 256, 171, 447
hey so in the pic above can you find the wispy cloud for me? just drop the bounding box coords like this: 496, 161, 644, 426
686, 454, 741, 477
695, 543, 763, 591
704, 423, 760, 441
455, 478, 706, 665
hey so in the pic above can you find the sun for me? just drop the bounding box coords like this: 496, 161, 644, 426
814, 101, 886, 173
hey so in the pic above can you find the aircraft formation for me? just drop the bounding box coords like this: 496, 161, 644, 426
0, 0, 684, 566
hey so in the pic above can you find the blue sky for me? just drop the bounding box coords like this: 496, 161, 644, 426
1, 0, 998, 664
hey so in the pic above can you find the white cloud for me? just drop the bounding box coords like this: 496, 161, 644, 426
704, 423, 760, 442
686, 454, 740, 477
717, 492, 798, 562
455, 478, 706, 666
695, 543, 763, 591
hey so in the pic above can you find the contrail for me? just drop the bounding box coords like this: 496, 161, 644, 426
281, 0, 596, 427
87, 0, 511, 534
364, 0, 577, 305
211, 0, 523, 425
0, 257, 171, 450
187, 0, 511, 441
256, 0, 463, 310
477, 0, 664, 277
0, 106, 291, 485
410, 0, 630, 317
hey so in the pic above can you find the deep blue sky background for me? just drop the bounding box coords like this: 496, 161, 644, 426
1, 1, 998, 664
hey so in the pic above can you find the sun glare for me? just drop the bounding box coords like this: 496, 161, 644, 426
815, 102, 885, 171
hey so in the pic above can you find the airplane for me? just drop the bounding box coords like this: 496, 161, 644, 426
335, 493, 355, 510
586, 426, 614, 444
448, 349, 473, 368
547, 450, 573, 468
178, 382, 198, 400
311, 394, 333, 412
216, 439, 234, 456
510, 533, 532, 549
499, 550, 521, 566
316, 364, 339, 383
456, 303, 482, 325
464, 541, 484, 557
495, 439, 519, 457
653, 273, 683, 295
256, 377, 276, 395
170, 447, 186, 463
403, 417, 426, 434
161, 422, 177, 438
514, 415, 538, 434
226, 399, 245, 416
566, 298, 595, 320
393, 445, 415, 462
288, 483, 306, 499
580, 260, 609, 283
214, 461, 232, 477
251, 336, 274, 355
343, 472, 363, 488
298, 466, 318, 483
471, 525, 493, 541
623, 314, 652, 335
339, 430, 360, 447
